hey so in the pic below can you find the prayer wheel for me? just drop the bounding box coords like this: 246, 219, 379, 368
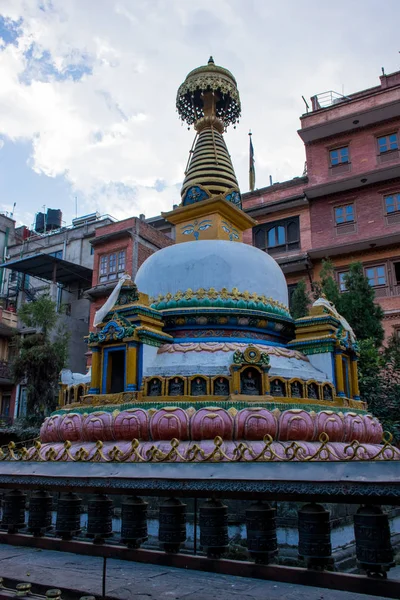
2, 490, 26, 533
55, 492, 82, 540
121, 496, 148, 548
354, 505, 394, 578
200, 498, 229, 558
16, 583, 32, 596
28, 490, 52, 536
87, 494, 113, 543
246, 501, 277, 564
45, 590, 62, 600
158, 498, 186, 553
298, 503, 332, 570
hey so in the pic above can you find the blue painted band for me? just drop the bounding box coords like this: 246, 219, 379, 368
126, 384, 137, 391
337, 392, 346, 398
88, 388, 100, 395
171, 337, 286, 347
137, 345, 144, 391
165, 323, 287, 336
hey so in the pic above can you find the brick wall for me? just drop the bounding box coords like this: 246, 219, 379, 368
300, 76, 400, 130
305, 119, 400, 187
242, 180, 306, 210
138, 219, 174, 250
310, 180, 400, 250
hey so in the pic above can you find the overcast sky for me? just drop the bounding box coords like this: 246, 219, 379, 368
0, 0, 399, 228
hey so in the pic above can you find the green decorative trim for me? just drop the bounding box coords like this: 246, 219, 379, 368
288, 339, 336, 355
53, 400, 368, 417
233, 346, 270, 366
150, 288, 291, 319
299, 345, 335, 356
115, 284, 139, 306
87, 317, 136, 344
116, 305, 163, 321
295, 315, 340, 327
138, 335, 164, 347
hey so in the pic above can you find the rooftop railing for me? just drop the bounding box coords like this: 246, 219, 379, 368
310, 91, 351, 111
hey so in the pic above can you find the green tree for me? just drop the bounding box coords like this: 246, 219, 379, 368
11, 295, 69, 424
319, 259, 342, 308
382, 329, 400, 370
340, 262, 384, 345
290, 279, 311, 319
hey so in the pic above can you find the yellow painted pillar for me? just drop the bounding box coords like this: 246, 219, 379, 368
350, 358, 360, 399
231, 367, 241, 395
58, 385, 64, 408
89, 347, 101, 394
263, 372, 271, 395
334, 351, 345, 397
126, 342, 138, 392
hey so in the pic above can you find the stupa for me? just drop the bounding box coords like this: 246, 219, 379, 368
40, 58, 399, 463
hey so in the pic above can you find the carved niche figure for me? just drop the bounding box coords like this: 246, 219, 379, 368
191, 377, 206, 396
148, 378, 162, 396
214, 377, 230, 396
323, 385, 333, 401
168, 377, 184, 396
241, 368, 261, 395
291, 381, 302, 398
271, 379, 285, 397
308, 383, 318, 400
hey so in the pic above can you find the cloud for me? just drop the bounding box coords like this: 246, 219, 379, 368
0, 0, 399, 223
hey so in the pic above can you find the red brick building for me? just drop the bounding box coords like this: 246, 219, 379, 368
242, 69, 400, 340
87, 216, 173, 333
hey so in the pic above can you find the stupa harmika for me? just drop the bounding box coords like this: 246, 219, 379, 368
40, 58, 399, 462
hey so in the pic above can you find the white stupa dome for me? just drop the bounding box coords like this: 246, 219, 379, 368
135, 240, 288, 306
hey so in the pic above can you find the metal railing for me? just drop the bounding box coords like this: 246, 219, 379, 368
310, 91, 351, 111
0, 457, 398, 598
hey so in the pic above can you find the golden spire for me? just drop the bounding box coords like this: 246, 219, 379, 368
176, 57, 241, 208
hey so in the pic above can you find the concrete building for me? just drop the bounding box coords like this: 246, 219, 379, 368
0, 212, 115, 417
242, 68, 400, 339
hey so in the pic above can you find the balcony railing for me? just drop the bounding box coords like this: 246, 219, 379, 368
0, 446, 398, 599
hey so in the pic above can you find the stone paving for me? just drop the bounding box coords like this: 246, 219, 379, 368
0, 544, 398, 600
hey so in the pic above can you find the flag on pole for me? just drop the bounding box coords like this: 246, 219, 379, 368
249, 132, 255, 192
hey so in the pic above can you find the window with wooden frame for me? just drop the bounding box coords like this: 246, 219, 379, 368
384, 192, 400, 225
329, 145, 351, 175
338, 271, 349, 292
385, 193, 400, 214
334, 203, 355, 234
253, 217, 300, 255
377, 133, 398, 154
365, 264, 386, 287
377, 133, 399, 164
99, 250, 126, 283
392, 261, 400, 288
329, 146, 349, 166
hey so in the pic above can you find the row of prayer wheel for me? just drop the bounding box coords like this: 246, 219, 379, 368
0, 579, 95, 600
1, 490, 395, 577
